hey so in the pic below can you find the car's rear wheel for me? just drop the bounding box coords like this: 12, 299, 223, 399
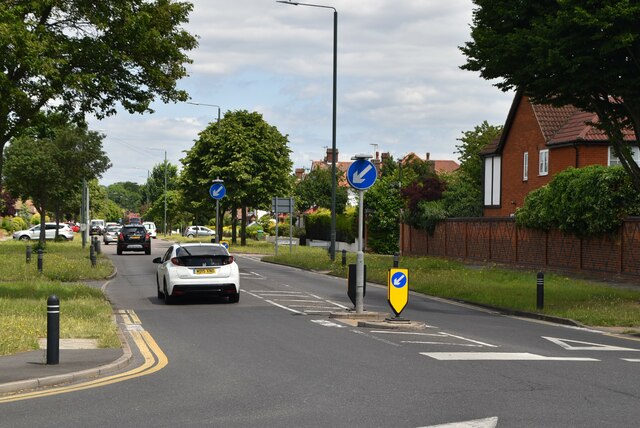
163, 280, 174, 305
117, 247, 122, 255
228, 292, 240, 303
187, 234, 194, 238
145, 246, 151, 255
19, 236, 29, 241
157, 275, 164, 299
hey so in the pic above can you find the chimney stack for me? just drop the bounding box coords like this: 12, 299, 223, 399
326, 148, 338, 163
426, 152, 430, 160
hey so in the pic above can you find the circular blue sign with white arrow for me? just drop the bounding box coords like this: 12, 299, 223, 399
347, 159, 377, 190
209, 183, 226, 200
390, 271, 407, 289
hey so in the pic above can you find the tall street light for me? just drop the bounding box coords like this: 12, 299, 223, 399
186, 102, 221, 132
277, 0, 338, 261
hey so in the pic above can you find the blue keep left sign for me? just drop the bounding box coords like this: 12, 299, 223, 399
347, 159, 377, 190
209, 183, 226, 200
391, 271, 407, 289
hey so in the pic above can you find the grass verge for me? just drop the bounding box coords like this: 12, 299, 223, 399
0, 238, 113, 281
0, 281, 120, 356
262, 246, 640, 328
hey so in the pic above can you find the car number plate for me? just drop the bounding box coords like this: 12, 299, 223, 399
129, 236, 140, 240
195, 268, 217, 275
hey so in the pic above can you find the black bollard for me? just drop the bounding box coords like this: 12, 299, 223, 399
90, 242, 97, 267
94, 237, 101, 255
536, 272, 544, 310
47, 295, 60, 365
26, 245, 32, 263
342, 249, 347, 267
393, 252, 400, 268
37, 249, 44, 274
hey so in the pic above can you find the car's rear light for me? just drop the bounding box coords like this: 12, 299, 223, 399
146, 233, 150, 240
118, 232, 124, 241
171, 257, 184, 266
222, 256, 234, 265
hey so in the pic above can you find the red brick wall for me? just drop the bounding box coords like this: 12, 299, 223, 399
401, 218, 640, 280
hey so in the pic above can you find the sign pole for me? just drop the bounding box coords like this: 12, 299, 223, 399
215, 199, 220, 244
356, 189, 365, 313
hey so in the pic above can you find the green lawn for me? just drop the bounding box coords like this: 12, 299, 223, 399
0, 237, 119, 356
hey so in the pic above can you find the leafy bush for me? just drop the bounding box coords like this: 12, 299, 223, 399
304, 208, 357, 243
10, 216, 27, 232
516, 166, 640, 236
404, 200, 448, 235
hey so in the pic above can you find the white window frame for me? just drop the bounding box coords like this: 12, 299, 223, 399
484, 156, 501, 206
523, 151, 529, 181
609, 146, 640, 166
539, 149, 549, 176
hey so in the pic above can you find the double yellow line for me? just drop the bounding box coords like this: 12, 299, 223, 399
0, 310, 167, 403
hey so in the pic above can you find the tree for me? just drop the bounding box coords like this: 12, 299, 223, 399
142, 162, 179, 214
293, 167, 348, 214
4, 123, 110, 245
365, 158, 403, 254
181, 110, 294, 245
461, 0, 640, 191
107, 182, 143, 214
0, 1, 197, 188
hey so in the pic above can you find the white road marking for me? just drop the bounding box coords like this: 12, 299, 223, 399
442, 333, 498, 348
418, 416, 498, 428
402, 341, 483, 347
543, 337, 640, 351
273, 299, 324, 303
326, 300, 350, 309
311, 320, 346, 328
421, 352, 599, 361
264, 299, 303, 314
289, 305, 344, 310
351, 329, 401, 347
371, 331, 445, 336
622, 358, 640, 362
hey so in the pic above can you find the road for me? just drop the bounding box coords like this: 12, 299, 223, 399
1, 238, 639, 427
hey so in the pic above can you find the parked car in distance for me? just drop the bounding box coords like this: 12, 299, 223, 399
117, 225, 151, 255
184, 225, 215, 238
153, 243, 240, 304
103, 224, 122, 245
90, 219, 105, 235
143, 221, 157, 239
66, 222, 80, 233
13, 223, 74, 241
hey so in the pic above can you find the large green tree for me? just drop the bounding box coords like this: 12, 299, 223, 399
181, 110, 294, 245
106, 182, 143, 213
0, 1, 197, 188
461, 0, 640, 190
293, 167, 348, 214
4, 124, 110, 245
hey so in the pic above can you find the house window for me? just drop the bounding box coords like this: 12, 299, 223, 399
539, 149, 549, 176
609, 146, 640, 166
484, 156, 501, 206
523, 152, 528, 181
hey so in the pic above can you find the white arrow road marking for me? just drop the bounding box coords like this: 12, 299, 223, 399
543, 337, 640, 351
352, 164, 373, 184
622, 359, 640, 362
421, 352, 599, 361
418, 416, 498, 428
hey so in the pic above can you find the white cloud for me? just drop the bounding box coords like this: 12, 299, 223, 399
91, 0, 513, 185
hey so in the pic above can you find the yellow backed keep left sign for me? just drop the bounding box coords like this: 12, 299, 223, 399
387, 268, 409, 316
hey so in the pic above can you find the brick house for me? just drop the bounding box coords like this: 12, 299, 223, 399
481, 92, 638, 217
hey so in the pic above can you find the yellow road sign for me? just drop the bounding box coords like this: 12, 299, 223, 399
387, 268, 409, 316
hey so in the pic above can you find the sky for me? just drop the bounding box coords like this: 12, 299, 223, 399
89, 0, 515, 186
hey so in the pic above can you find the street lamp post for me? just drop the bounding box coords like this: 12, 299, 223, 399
277, 0, 338, 261
186, 102, 221, 132
148, 148, 168, 236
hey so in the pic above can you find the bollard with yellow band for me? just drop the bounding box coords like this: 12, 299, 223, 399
387, 268, 409, 317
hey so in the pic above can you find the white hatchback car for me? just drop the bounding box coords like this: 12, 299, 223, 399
143, 222, 157, 238
153, 243, 240, 304
13, 223, 75, 241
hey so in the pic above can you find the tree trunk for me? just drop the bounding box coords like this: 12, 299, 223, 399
37, 206, 46, 247
231, 204, 237, 244
240, 206, 247, 246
